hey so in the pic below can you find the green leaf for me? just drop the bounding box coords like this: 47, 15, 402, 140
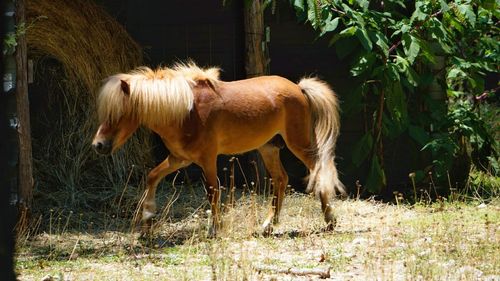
447, 90, 465, 98
417, 40, 437, 64
410, 1, 428, 23
306, 0, 321, 29
351, 133, 373, 167
393, 56, 420, 87
394, 55, 409, 73
386, 63, 400, 81
355, 27, 373, 51
457, 4, 476, 27
329, 26, 357, 46
341, 26, 358, 36
382, 112, 406, 139
351, 10, 366, 28
291, 0, 305, 12
369, 30, 389, 58
350, 52, 376, 76
291, 0, 307, 21
428, 18, 452, 53
366, 155, 386, 193
445, 12, 465, 33
4, 33, 18, 54
408, 67, 420, 86
391, 0, 406, 8
447, 68, 466, 80
402, 34, 420, 64
320, 17, 340, 36
400, 24, 411, 34
408, 125, 430, 146
438, 0, 449, 12
482, 0, 497, 11
356, 0, 369, 11
385, 81, 408, 125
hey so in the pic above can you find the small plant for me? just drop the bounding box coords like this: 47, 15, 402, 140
4, 23, 24, 55
468, 169, 500, 199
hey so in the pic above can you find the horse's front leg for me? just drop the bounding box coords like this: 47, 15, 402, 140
141, 155, 190, 232
199, 157, 221, 237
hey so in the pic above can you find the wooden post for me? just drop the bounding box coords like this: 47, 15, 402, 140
243, 0, 267, 77
1, 1, 19, 280
243, 0, 269, 190
15, 0, 34, 211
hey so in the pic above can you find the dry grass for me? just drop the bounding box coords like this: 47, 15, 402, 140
15, 185, 500, 281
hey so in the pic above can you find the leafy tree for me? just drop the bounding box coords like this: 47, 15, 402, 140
290, 0, 499, 194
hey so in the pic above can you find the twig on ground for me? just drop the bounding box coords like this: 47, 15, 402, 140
254, 264, 331, 279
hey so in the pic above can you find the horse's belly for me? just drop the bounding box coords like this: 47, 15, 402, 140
218, 137, 275, 155
216, 119, 281, 154
208, 93, 294, 154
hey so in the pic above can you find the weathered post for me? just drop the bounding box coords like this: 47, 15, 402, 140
3, 1, 20, 206
2, 0, 32, 220
1, 0, 19, 280
14, 0, 34, 212
243, 0, 269, 190
243, 0, 268, 77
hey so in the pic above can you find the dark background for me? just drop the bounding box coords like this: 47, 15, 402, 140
96, 0, 414, 191
29, 0, 414, 193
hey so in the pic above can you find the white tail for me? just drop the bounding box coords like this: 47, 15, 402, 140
298, 77, 346, 199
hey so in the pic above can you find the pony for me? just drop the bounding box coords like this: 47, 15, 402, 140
92, 62, 345, 236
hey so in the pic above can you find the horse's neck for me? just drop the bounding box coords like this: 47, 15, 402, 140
148, 122, 183, 149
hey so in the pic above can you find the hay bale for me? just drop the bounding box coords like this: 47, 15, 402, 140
27, 0, 143, 92
26, 0, 152, 210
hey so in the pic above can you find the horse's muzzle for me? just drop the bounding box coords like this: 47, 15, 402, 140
92, 140, 112, 155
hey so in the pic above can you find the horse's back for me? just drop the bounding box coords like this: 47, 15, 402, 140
216, 75, 306, 109
220, 75, 300, 97
190, 75, 308, 154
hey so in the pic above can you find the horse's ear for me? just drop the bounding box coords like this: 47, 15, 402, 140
120, 80, 130, 96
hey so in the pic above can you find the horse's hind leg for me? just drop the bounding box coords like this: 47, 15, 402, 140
284, 124, 337, 229
258, 143, 288, 234
142, 155, 190, 231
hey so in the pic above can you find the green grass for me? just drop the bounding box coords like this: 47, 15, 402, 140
16, 189, 500, 280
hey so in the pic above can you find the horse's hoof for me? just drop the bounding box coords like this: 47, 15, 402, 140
207, 225, 218, 238
324, 213, 337, 229
142, 210, 156, 222
262, 224, 273, 237
139, 219, 154, 237
324, 222, 335, 232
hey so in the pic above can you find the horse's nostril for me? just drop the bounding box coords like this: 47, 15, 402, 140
95, 142, 103, 150
93, 140, 111, 154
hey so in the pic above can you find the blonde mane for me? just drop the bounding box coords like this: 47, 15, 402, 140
97, 62, 220, 126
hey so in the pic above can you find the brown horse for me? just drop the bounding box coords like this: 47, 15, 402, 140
92, 62, 345, 236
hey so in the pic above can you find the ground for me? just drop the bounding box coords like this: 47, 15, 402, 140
16, 191, 500, 281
